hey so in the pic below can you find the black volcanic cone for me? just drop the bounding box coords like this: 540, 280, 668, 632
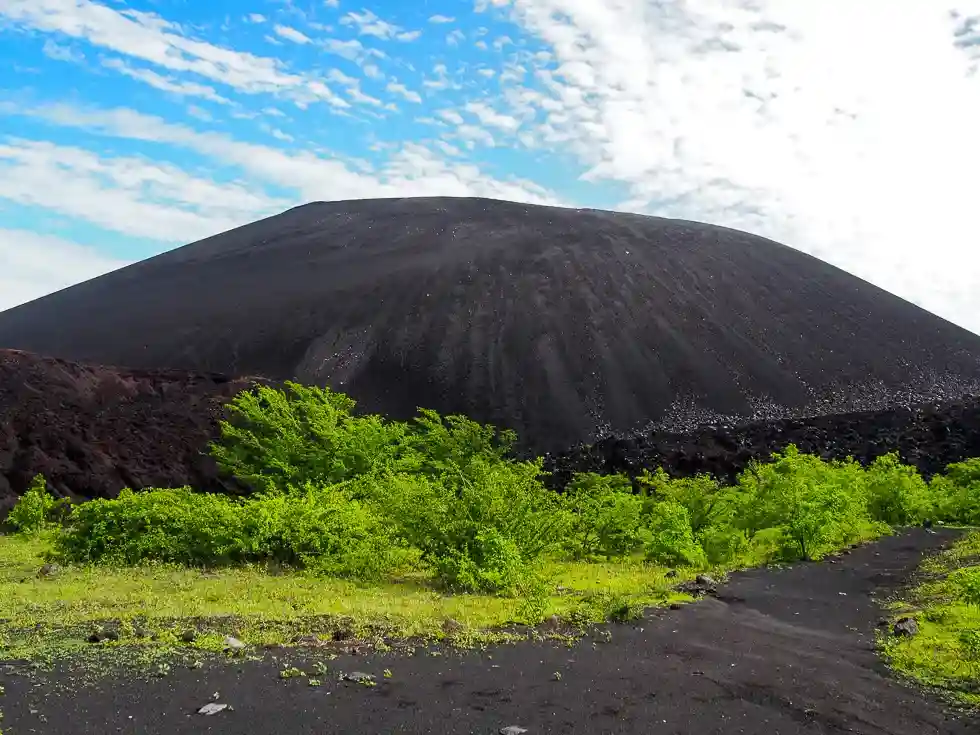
1, 197, 979, 453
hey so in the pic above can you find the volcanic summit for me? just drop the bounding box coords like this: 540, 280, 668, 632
2, 197, 979, 454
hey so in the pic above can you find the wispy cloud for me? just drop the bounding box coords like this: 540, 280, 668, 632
340, 9, 420, 42
0, 229, 131, 312
273, 24, 312, 44
428, 15, 455, 24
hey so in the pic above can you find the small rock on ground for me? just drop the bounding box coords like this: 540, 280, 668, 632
893, 617, 919, 637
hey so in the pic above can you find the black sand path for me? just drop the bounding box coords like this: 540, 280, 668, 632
2, 198, 979, 454
1, 529, 974, 734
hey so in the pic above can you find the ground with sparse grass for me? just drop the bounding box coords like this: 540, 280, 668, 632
879, 529, 980, 708
0, 529, 699, 676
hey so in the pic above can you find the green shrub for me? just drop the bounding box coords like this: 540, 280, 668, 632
951, 566, 980, 609
7, 475, 56, 534
641, 501, 707, 568
864, 453, 934, 525
637, 469, 729, 534
735, 446, 868, 560
54, 485, 403, 580
209, 382, 407, 493
376, 458, 568, 592
930, 458, 980, 525
561, 473, 644, 560
700, 525, 750, 565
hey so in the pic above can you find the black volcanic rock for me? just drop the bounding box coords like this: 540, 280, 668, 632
1, 197, 979, 454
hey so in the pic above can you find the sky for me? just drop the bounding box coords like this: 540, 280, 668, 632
0, 0, 979, 334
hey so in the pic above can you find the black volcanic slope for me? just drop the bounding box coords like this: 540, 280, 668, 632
2, 197, 979, 453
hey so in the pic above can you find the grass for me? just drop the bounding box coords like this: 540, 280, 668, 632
0, 530, 697, 676
879, 529, 980, 709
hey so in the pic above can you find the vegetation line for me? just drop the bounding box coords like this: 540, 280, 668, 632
1, 381, 978, 679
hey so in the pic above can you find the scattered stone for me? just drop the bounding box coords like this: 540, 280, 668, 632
197, 703, 229, 716
291, 634, 321, 645
669, 603, 683, 611
441, 618, 464, 634
542, 614, 561, 631
223, 635, 246, 652
676, 575, 718, 597
180, 629, 198, 643
893, 617, 919, 638
36, 563, 60, 578
500, 726, 528, 735
339, 671, 376, 684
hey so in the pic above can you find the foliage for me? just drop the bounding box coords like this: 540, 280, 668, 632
7, 475, 57, 534
209, 382, 407, 493
53, 485, 403, 580
561, 473, 644, 560
929, 458, 980, 526
734, 447, 870, 561
863, 453, 935, 525
881, 530, 980, 706
376, 458, 569, 592
637, 469, 729, 535
641, 501, 707, 568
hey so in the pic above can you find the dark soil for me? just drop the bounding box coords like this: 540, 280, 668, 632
0, 349, 259, 516
3, 348, 980, 510
1, 529, 974, 734
2, 197, 979, 456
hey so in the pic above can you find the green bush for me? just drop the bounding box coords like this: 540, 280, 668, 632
637, 469, 729, 535
209, 382, 407, 493
641, 501, 707, 568
561, 473, 644, 560
54, 485, 403, 580
734, 447, 869, 561
930, 458, 980, 525
7, 475, 56, 534
864, 453, 934, 525
376, 458, 568, 592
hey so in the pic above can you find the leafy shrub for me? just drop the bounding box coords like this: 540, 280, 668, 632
7, 475, 56, 534
430, 528, 526, 593
561, 473, 644, 560
864, 453, 934, 525
930, 458, 980, 525
734, 447, 869, 561
637, 469, 729, 535
699, 525, 750, 565
209, 382, 407, 493
951, 566, 980, 609
376, 458, 568, 592
641, 501, 707, 568
54, 485, 403, 580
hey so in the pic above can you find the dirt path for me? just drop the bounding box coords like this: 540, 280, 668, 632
1, 528, 975, 735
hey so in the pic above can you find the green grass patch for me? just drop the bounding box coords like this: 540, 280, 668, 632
879, 530, 980, 708
0, 530, 695, 674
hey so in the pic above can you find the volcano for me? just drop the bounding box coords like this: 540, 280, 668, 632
1, 197, 979, 453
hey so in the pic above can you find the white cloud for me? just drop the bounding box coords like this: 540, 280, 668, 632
101, 58, 230, 103
446, 29, 465, 46
0, 137, 290, 241
324, 0, 339, 7
428, 15, 455, 24
0, 0, 346, 109
386, 81, 422, 103
274, 24, 312, 44
488, 0, 980, 335
41, 38, 83, 62
13, 103, 563, 208
340, 9, 419, 41
246, 13, 266, 24
465, 101, 520, 132
0, 230, 131, 312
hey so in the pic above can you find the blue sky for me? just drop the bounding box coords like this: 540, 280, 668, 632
1, 0, 980, 334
